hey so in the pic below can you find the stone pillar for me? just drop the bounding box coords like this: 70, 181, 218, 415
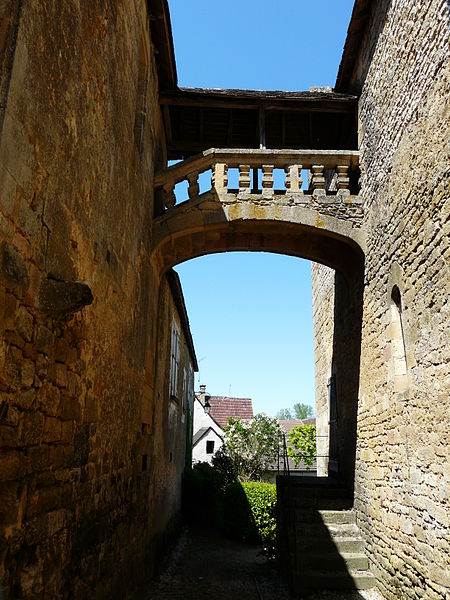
261, 164, 274, 198
187, 172, 199, 199
285, 164, 303, 199
163, 182, 176, 209
212, 162, 228, 193
311, 165, 326, 197
238, 164, 251, 192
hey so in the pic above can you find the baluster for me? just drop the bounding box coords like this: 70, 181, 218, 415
336, 165, 350, 190
187, 172, 199, 199
163, 182, 176, 209
311, 165, 326, 196
261, 165, 274, 190
212, 162, 228, 193
284, 164, 303, 194
238, 164, 251, 192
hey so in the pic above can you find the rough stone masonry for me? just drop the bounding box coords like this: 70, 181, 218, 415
0, 0, 448, 599
314, 0, 449, 598
0, 1, 195, 598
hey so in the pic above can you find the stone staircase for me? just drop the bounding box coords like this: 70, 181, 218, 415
277, 477, 375, 596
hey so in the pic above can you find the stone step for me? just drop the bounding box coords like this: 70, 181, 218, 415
293, 570, 376, 591
291, 509, 356, 525
298, 552, 369, 571
293, 535, 365, 554
290, 497, 353, 510
280, 487, 350, 500
319, 510, 356, 525
292, 522, 361, 538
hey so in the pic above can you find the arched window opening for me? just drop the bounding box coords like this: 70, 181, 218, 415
390, 285, 408, 393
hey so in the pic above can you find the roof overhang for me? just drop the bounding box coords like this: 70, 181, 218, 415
167, 269, 198, 370
160, 87, 358, 160
334, 0, 390, 94
147, 0, 177, 91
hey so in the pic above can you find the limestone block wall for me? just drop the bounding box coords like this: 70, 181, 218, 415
0, 1, 185, 598
349, 1, 449, 597
311, 263, 335, 477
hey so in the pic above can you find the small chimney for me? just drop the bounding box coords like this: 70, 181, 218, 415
199, 384, 206, 405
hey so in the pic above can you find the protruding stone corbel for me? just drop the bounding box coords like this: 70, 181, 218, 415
39, 277, 93, 320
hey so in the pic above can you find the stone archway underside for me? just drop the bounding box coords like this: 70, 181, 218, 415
150, 190, 366, 280
151, 188, 366, 487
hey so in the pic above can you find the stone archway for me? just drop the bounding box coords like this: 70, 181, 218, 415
151, 194, 365, 489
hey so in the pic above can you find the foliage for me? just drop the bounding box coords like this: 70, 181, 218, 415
224, 481, 277, 559
287, 424, 317, 469
275, 408, 292, 420
211, 447, 237, 489
293, 402, 314, 420
183, 461, 229, 527
223, 413, 282, 481
242, 482, 277, 559
275, 403, 314, 420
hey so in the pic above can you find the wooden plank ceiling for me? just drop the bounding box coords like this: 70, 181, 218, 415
160, 87, 358, 160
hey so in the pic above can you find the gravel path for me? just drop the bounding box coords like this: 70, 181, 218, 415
135, 526, 385, 600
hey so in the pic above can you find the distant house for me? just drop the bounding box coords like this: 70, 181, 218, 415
263, 418, 317, 482
192, 395, 223, 464
192, 386, 254, 464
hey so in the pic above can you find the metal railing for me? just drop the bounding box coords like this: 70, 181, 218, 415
277, 434, 330, 477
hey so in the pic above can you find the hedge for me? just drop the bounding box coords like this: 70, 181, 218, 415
224, 481, 277, 558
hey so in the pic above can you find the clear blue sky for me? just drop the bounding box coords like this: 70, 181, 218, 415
168, 0, 354, 416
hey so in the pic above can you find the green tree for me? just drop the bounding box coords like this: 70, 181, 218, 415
275, 408, 293, 420
287, 424, 317, 469
293, 402, 314, 419
223, 413, 282, 481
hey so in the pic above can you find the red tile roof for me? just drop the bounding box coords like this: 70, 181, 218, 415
208, 396, 254, 428
278, 418, 316, 434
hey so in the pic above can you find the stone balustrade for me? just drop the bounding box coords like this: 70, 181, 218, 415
154, 148, 360, 210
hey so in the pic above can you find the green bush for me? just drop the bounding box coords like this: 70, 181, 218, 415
287, 424, 317, 469
183, 462, 225, 527
242, 482, 277, 558
224, 481, 277, 559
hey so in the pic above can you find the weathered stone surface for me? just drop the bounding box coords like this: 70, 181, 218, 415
38, 278, 93, 319
0, 2, 194, 598
0, 241, 29, 292
313, 1, 449, 598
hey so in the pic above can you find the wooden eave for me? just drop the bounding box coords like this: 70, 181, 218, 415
335, 0, 374, 93
147, 0, 177, 91
161, 87, 357, 112
161, 87, 358, 160
167, 269, 198, 371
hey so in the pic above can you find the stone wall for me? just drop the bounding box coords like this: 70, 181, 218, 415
344, 1, 448, 597
147, 271, 196, 566
0, 1, 189, 598
311, 263, 335, 477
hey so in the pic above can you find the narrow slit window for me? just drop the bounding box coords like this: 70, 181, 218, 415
390, 286, 408, 393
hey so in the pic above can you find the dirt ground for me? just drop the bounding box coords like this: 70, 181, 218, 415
135, 526, 385, 600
